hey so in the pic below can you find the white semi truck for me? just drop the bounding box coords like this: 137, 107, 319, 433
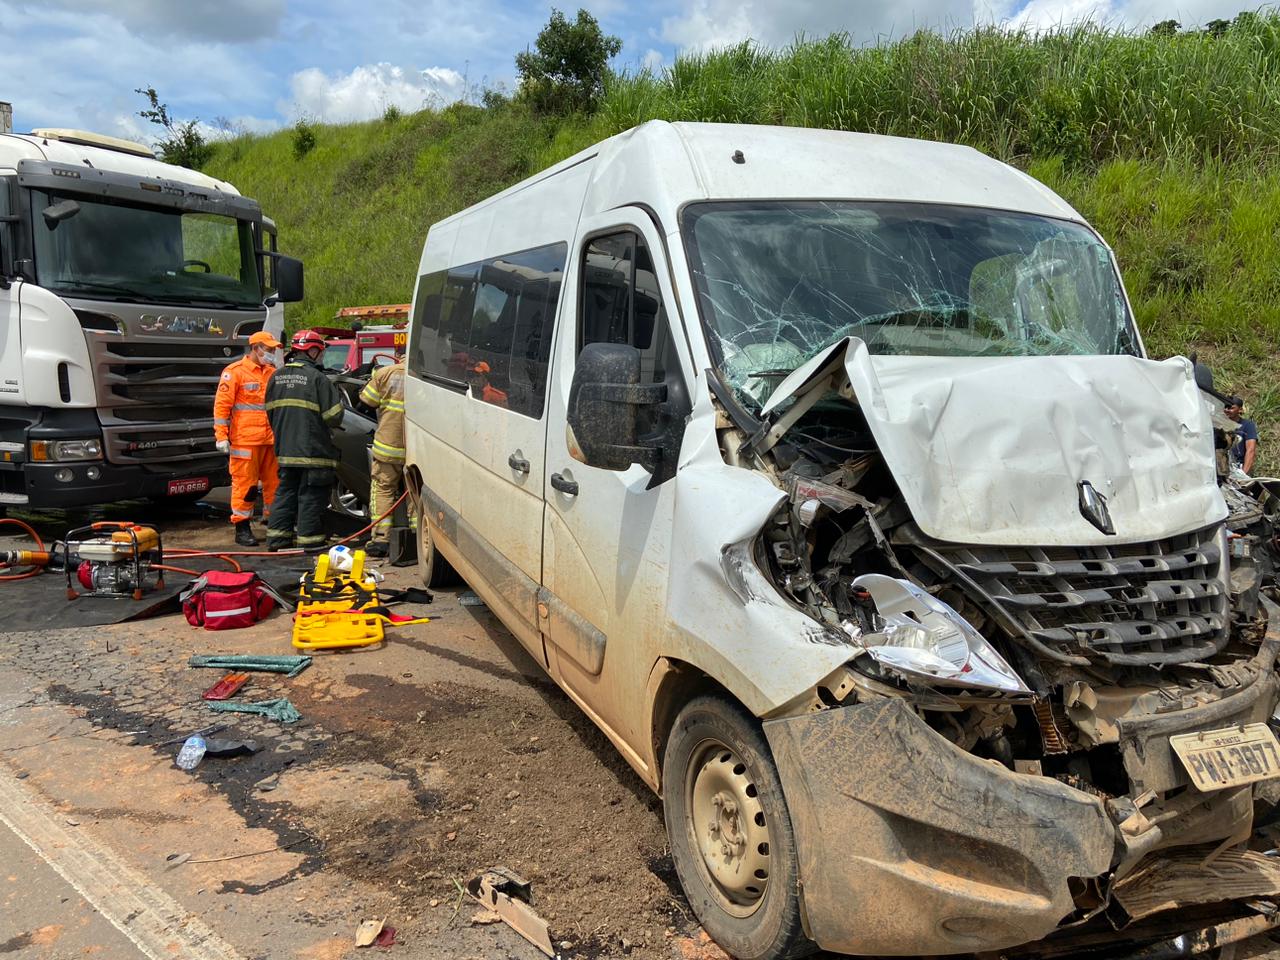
0, 127, 303, 509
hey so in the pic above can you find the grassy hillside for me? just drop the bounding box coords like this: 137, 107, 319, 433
205, 17, 1280, 468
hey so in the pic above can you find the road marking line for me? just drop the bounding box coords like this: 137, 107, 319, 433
0, 766, 244, 960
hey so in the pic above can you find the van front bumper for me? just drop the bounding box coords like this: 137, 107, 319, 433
763, 677, 1280, 958
764, 698, 1118, 955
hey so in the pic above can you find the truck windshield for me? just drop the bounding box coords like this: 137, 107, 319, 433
682, 201, 1139, 405
31, 190, 262, 308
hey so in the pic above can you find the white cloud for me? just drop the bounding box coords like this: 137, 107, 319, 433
659, 0, 976, 52
979, 0, 1258, 29
641, 48, 667, 72
283, 63, 465, 123
15, 0, 285, 42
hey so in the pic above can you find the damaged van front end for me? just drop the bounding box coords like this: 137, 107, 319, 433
681, 200, 1280, 956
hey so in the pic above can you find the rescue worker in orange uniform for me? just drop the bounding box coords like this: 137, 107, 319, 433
214, 331, 282, 546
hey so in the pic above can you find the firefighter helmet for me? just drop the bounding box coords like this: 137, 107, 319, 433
290, 329, 326, 352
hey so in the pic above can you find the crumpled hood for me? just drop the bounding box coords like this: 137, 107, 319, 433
762, 338, 1226, 545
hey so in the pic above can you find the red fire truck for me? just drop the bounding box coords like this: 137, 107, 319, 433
317, 304, 410, 374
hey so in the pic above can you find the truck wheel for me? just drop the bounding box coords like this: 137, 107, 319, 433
416, 515, 458, 588
663, 696, 812, 960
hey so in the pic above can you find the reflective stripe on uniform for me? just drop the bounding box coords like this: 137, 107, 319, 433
229, 447, 251, 458
371, 440, 405, 459
231, 508, 252, 519
265, 398, 321, 412
277, 456, 338, 468
384, 399, 405, 411
296, 534, 326, 546
360, 385, 383, 405
214, 417, 230, 426
322, 402, 343, 420
232, 402, 266, 411
266, 527, 294, 539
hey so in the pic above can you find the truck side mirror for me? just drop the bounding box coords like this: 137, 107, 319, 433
275, 255, 304, 303
566, 342, 666, 472
42, 199, 81, 230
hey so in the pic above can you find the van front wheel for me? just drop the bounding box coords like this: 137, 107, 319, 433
663, 696, 812, 960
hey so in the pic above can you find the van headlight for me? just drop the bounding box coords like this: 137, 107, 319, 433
851, 573, 1030, 695
30, 439, 103, 462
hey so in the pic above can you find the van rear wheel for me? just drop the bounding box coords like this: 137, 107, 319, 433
663, 696, 812, 960
416, 510, 458, 589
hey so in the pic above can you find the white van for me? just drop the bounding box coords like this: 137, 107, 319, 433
404, 121, 1280, 960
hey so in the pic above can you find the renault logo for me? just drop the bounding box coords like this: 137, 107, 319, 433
1078, 481, 1116, 536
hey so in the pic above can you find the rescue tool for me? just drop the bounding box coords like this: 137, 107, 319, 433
64, 522, 163, 600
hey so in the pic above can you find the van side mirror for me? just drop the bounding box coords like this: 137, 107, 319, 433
275, 255, 304, 303
567, 342, 666, 472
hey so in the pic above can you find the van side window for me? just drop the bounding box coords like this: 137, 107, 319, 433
579, 230, 690, 474
408, 242, 565, 418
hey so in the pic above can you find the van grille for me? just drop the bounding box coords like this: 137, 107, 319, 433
916, 526, 1228, 666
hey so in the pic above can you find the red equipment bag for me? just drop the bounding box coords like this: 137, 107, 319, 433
181, 570, 289, 631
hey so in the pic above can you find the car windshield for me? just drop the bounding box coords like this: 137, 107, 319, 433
682, 201, 1139, 407
322, 344, 351, 371
31, 190, 262, 308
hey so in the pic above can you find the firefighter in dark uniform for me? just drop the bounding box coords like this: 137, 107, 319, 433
264, 329, 345, 551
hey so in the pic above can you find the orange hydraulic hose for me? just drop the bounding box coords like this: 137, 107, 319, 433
164, 490, 409, 559
0, 517, 47, 581
153, 562, 201, 577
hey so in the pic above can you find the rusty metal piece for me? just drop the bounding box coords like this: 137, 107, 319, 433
1113, 849, 1280, 923
465, 868, 554, 957
1114, 909, 1280, 960
1035, 698, 1073, 754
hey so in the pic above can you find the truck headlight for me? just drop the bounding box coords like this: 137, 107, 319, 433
852, 573, 1030, 695
30, 439, 103, 462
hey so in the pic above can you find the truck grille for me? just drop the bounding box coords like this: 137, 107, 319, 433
86, 335, 239, 468
915, 526, 1229, 666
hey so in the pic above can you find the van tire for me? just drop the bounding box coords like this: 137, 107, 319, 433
663, 696, 813, 960
416, 515, 458, 588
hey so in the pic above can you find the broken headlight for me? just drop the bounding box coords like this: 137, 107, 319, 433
851, 574, 1030, 695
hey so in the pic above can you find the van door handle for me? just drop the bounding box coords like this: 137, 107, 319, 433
550, 472, 579, 496
507, 453, 530, 475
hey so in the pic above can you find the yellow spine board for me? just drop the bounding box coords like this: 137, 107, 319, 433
292, 550, 385, 650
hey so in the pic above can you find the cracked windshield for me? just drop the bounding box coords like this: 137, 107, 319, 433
682, 201, 1138, 406
32, 191, 261, 308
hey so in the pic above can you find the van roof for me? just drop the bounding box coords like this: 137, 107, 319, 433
0, 131, 241, 196
433, 121, 1081, 236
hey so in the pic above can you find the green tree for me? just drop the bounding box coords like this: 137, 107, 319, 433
515, 8, 622, 114
134, 86, 213, 169
1149, 19, 1181, 37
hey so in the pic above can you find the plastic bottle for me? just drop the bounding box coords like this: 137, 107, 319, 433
176, 735, 207, 770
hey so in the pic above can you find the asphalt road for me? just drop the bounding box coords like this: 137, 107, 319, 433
0, 814, 150, 959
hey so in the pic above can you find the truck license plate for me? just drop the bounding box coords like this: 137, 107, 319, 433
1170, 723, 1280, 791
167, 477, 209, 496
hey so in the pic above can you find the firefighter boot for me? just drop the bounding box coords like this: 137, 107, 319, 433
234, 522, 259, 547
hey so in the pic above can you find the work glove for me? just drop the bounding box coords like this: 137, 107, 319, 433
216, 439, 231, 454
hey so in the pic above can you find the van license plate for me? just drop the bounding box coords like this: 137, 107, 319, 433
167, 477, 209, 496
1170, 723, 1280, 792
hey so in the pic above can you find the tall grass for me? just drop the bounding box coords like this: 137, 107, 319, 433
601, 17, 1280, 166
205, 16, 1280, 468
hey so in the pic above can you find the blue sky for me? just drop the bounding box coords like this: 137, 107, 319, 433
0, 0, 1258, 144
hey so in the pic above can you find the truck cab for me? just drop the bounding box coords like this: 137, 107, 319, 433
0, 127, 302, 508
